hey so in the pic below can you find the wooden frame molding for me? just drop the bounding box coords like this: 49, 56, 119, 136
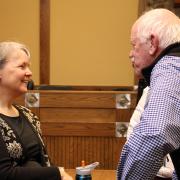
175, 0, 180, 3
174, 0, 180, 7
40, 0, 50, 84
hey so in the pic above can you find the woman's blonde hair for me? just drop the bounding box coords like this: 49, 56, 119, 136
0, 41, 30, 68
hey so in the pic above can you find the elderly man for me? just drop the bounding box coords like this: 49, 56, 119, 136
117, 9, 180, 180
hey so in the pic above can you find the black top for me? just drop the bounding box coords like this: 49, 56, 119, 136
0, 108, 61, 180
0, 112, 42, 165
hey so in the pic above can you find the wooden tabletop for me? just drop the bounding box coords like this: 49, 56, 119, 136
66, 169, 116, 180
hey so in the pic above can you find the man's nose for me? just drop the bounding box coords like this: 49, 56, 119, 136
129, 51, 134, 62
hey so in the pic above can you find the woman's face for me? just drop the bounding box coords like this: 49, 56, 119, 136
0, 49, 32, 96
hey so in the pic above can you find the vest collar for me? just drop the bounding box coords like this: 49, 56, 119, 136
142, 42, 180, 86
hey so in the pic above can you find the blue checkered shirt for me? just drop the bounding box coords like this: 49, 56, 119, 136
117, 55, 180, 180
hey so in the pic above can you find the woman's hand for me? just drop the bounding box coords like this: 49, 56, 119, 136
59, 167, 73, 180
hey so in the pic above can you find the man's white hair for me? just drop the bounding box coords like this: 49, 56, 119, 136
134, 8, 180, 48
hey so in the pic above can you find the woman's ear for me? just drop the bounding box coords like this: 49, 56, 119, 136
149, 34, 159, 55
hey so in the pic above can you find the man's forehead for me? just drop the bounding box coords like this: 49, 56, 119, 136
130, 24, 138, 41
130, 33, 137, 43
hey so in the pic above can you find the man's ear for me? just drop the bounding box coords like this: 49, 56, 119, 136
149, 34, 159, 55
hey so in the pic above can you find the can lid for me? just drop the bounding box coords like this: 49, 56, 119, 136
76, 162, 99, 176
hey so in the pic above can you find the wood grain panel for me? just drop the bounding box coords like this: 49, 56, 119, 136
43, 136, 125, 169
15, 89, 137, 169
175, 0, 180, 3
40, 108, 116, 123
39, 91, 116, 108
15, 90, 136, 108
116, 109, 134, 122
129, 93, 137, 108
40, 0, 50, 84
41, 122, 115, 137
37, 90, 136, 108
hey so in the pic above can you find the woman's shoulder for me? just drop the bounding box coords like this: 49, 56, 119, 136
15, 104, 42, 134
14, 104, 31, 112
14, 104, 40, 124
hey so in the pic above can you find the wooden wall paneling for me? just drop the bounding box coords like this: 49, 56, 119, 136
44, 136, 125, 169
41, 122, 115, 136
60, 85, 133, 91
53, 136, 58, 165
64, 136, 69, 168
84, 137, 89, 166
108, 137, 113, 169
113, 138, 126, 168
116, 109, 134, 122
69, 136, 74, 167
28, 107, 40, 117
73, 136, 78, 167
40, 108, 116, 123
38, 90, 136, 108
39, 91, 116, 108
99, 137, 105, 169
174, 0, 180, 8
66, 136, 71, 167
16, 90, 137, 169
58, 137, 63, 166
50, 136, 55, 163
77, 137, 82, 166
96, 137, 101, 168
104, 137, 109, 169
59, 137, 63, 165
92, 137, 98, 166
40, 0, 50, 84
129, 93, 137, 108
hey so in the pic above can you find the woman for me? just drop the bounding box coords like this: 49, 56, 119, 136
0, 41, 72, 180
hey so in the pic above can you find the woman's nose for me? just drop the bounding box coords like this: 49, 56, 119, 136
26, 67, 32, 76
